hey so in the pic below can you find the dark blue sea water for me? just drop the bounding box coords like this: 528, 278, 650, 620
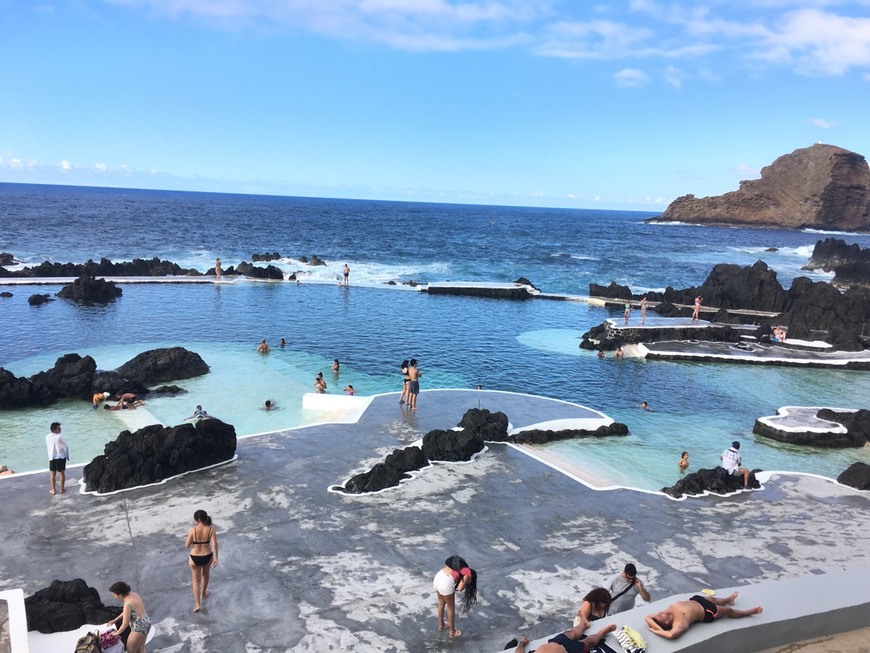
3, 182, 870, 486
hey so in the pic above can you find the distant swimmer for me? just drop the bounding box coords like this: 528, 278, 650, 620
692, 295, 702, 321
315, 373, 327, 393
615, 346, 624, 358
641, 401, 650, 410
332, 359, 340, 373
191, 405, 209, 419
679, 451, 689, 471
343, 263, 350, 286
257, 339, 270, 353
279, 338, 286, 348
344, 385, 355, 396
624, 301, 632, 324
262, 400, 276, 410
597, 350, 606, 359
640, 296, 649, 324
214, 257, 222, 281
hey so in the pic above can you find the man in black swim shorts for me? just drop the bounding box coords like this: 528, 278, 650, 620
646, 591, 763, 640
509, 622, 617, 653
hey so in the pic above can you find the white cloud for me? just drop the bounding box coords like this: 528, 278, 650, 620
538, 19, 653, 59
763, 9, 870, 74
95, 162, 108, 172
614, 67, 650, 86
811, 117, 836, 129
58, 160, 72, 171
664, 64, 683, 88
101, 0, 870, 75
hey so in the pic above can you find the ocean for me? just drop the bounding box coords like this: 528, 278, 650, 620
3, 182, 870, 488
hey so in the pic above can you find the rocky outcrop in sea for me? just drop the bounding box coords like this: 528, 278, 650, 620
653, 144, 870, 231
0, 256, 201, 278
803, 237, 870, 289
0, 347, 208, 409
57, 273, 122, 302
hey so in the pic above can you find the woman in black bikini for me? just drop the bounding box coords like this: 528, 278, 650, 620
185, 509, 218, 612
399, 360, 410, 405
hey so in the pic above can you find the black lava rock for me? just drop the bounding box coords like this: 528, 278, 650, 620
661, 466, 761, 499
57, 274, 122, 302
83, 418, 237, 493
837, 462, 870, 490
116, 347, 209, 384
25, 578, 120, 634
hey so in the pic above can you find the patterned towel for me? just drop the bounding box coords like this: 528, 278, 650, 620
614, 625, 647, 653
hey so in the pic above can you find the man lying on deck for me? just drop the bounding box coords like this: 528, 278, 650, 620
510, 620, 617, 653
645, 592, 762, 639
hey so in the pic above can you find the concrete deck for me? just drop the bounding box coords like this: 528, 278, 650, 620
1, 390, 868, 652
640, 340, 870, 367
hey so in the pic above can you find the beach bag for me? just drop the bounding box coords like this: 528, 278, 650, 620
99, 629, 123, 653
614, 625, 647, 653
73, 630, 101, 653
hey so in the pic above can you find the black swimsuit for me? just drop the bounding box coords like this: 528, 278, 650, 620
190, 527, 213, 567
690, 595, 718, 622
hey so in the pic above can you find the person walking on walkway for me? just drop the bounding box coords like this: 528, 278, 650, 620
185, 509, 219, 612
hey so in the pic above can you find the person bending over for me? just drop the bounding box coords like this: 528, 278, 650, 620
645, 592, 762, 640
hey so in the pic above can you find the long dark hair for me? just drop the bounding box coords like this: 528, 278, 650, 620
460, 569, 478, 613
194, 509, 212, 526
582, 587, 612, 615
445, 556, 477, 613
401, 359, 409, 370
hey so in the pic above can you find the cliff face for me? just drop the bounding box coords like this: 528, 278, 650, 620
655, 144, 870, 231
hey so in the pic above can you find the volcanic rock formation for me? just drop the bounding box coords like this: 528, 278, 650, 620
82, 418, 237, 493
25, 579, 121, 634
654, 144, 870, 231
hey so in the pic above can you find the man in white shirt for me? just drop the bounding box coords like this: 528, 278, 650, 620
45, 422, 69, 495
720, 441, 750, 487
605, 563, 651, 615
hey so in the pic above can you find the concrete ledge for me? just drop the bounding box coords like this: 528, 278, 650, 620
0, 589, 28, 653
500, 568, 870, 653
301, 392, 373, 423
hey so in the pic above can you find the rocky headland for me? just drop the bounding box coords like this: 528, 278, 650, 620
653, 144, 870, 231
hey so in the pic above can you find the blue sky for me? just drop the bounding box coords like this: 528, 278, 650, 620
1, 0, 869, 210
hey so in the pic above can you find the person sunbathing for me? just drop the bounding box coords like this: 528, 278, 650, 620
645, 592, 762, 640
510, 619, 617, 653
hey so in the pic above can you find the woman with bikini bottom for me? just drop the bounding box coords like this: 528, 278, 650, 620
185, 509, 219, 612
